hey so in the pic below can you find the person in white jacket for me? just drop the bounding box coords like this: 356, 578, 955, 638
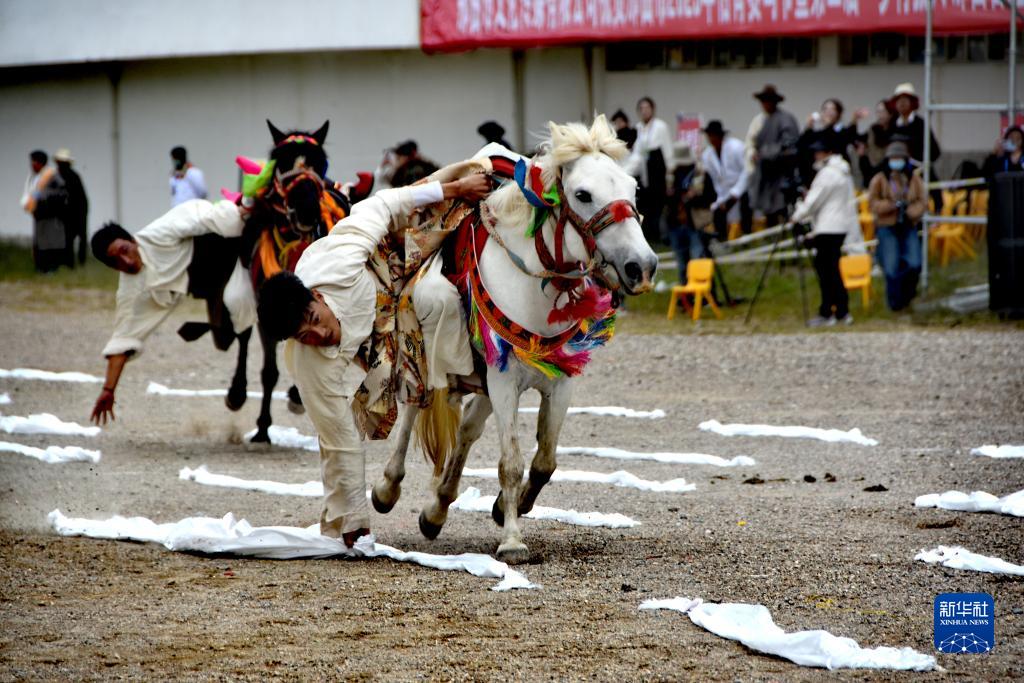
701, 120, 749, 240
89, 199, 256, 424
255, 175, 489, 547
790, 139, 863, 327
624, 97, 674, 244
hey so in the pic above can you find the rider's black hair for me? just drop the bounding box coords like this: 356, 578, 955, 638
258, 272, 315, 342
90, 222, 134, 268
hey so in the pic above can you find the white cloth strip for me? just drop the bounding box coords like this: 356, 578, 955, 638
0, 392, 10, 405
147, 381, 287, 401
0, 440, 100, 464
556, 446, 755, 467
0, 413, 100, 437
914, 489, 1024, 517
519, 406, 666, 419
242, 426, 318, 451
699, 419, 878, 446
47, 510, 535, 591
915, 546, 1024, 576
181, 466, 322, 497
640, 597, 937, 671
970, 444, 1024, 459
461, 467, 695, 493
450, 487, 640, 528
0, 367, 102, 383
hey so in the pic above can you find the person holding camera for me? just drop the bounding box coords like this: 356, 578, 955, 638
867, 141, 926, 312
789, 138, 863, 327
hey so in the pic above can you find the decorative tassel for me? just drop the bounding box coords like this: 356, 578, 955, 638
547, 285, 602, 325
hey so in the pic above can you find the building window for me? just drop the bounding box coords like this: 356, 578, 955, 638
606, 38, 818, 72
840, 34, 1012, 66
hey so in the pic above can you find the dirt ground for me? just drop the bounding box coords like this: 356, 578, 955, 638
1, 283, 1022, 681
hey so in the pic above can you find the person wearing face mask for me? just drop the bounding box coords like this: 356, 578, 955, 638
790, 138, 863, 327
868, 141, 927, 312
255, 175, 490, 547
89, 198, 255, 425
169, 146, 207, 208
982, 126, 1024, 181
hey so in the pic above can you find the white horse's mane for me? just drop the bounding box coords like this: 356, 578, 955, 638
486, 114, 628, 230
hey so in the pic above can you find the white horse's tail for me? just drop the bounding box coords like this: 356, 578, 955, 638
414, 388, 462, 478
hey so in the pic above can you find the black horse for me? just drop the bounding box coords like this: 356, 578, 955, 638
240, 120, 349, 443
182, 120, 348, 443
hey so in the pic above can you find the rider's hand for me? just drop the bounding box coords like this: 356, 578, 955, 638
444, 174, 491, 202
91, 388, 116, 425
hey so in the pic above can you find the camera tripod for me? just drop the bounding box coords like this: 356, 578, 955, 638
743, 222, 816, 325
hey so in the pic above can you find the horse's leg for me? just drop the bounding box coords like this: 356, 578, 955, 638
488, 371, 530, 564
251, 324, 278, 443
419, 393, 492, 539
287, 384, 305, 415
517, 377, 572, 516
371, 405, 420, 514
225, 327, 251, 411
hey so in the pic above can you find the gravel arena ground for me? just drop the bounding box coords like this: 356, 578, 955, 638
0, 283, 1022, 681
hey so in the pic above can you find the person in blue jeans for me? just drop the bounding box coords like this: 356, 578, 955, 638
666, 142, 715, 283
867, 141, 927, 311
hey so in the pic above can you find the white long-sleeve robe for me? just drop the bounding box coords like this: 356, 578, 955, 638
102, 199, 250, 358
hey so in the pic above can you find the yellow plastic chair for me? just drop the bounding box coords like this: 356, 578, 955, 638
727, 222, 743, 241
967, 189, 988, 242
839, 253, 873, 310
667, 258, 722, 321
929, 193, 976, 267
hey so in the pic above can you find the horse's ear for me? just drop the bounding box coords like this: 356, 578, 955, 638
311, 121, 329, 146
267, 120, 286, 146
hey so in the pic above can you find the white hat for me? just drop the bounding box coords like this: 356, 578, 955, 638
54, 148, 74, 162
886, 83, 919, 111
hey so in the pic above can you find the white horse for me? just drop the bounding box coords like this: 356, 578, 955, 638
371, 116, 657, 564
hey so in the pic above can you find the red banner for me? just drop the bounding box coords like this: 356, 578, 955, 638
422, 0, 1020, 52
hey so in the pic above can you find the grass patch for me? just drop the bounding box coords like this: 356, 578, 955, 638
619, 244, 1017, 335
0, 241, 117, 291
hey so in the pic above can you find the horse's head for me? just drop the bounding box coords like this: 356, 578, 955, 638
266, 120, 329, 233
542, 116, 658, 295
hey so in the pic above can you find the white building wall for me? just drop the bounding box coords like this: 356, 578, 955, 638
1, 36, 1017, 242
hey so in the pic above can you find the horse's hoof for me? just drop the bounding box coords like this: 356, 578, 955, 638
418, 511, 443, 540
371, 484, 399, 514
248, 430, 271, 445
287, 386, 304, 415
496, 542, 530, 565
491, 496, 505, 527
225, 387, 247, 412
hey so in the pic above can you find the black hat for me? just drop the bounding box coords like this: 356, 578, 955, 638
477, 121, 506, 140
703, 120, 727, 137
754, 85, 785, 103
393, 140, 418, 156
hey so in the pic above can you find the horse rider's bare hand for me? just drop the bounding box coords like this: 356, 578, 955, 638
91, 388, 116, 425
445, 174, 491, 202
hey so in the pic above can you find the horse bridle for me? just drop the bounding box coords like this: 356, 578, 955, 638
534, 177, 638, 295
272, 166, 325, 234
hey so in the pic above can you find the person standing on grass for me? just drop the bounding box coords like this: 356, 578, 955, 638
21, 149, 68, 273
790, 138, 863, 327
746, 85, 800, 232
624, 96, 673, 246
169, 146, 207, 208
55, 148, 88, 267
867, 141, 926, 312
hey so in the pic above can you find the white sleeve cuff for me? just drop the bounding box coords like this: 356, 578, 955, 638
409, 181, 444, 208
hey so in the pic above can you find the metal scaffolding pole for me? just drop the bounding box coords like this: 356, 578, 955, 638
922, 0, 934, 290
921, 0, 1020, 292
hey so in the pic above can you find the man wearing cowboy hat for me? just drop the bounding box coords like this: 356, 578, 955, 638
702, 120, 748, 240
54, 148, 88, 267
867, 140, 926, 312
745, 85, 800, 230
886, 83, 941, 167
